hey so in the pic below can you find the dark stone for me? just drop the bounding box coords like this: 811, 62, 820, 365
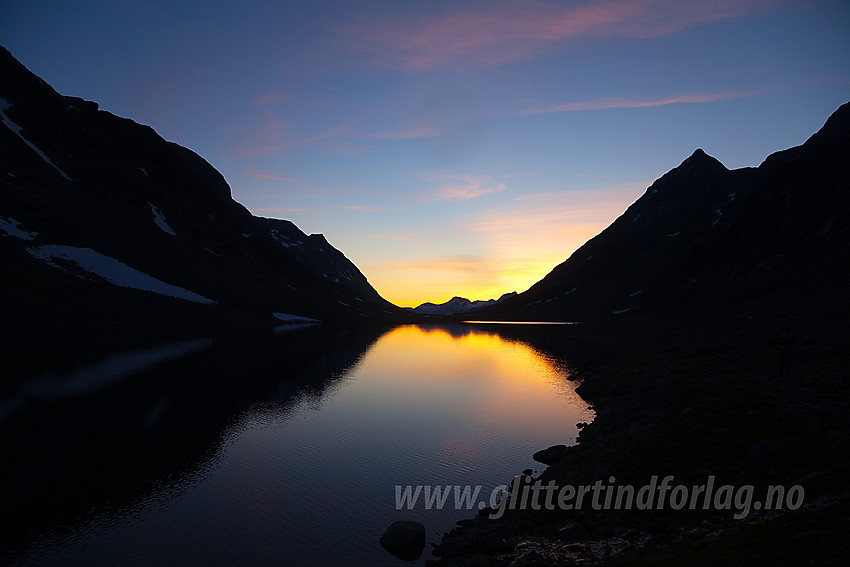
744, 439, 782, 463
533, 444, 570, 465
590, 525, 611, 540
467, 553, 492, 567
437, 536, 476, 558
556, 521, 588, 541
476, 533, 504, 553
379, 520, 426, 561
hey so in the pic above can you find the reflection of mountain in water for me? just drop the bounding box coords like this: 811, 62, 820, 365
0, 324, 385, 559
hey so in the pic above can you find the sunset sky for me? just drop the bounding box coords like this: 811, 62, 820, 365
3, 0, 849, 306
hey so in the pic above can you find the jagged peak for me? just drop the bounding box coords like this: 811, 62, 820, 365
642, 148, 728, 197
678, 148, 727, 172
644, 149, 728, 191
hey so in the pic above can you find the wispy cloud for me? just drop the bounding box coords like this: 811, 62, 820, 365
464, 183, 648, 231
331, 143, 372, 156
313, 122, 439, 142
245, 167, 295, 182
231, 109, 294, 158
436, 175, 507, 200
340, 0, 797, 71
339, 205, 389, 212
389, 255, 497, 275
233, 143, 293, 158
233, 119, 438, 158
305, 123, 354, 144
363, 124, 440, 140
382, 254, 512, 297
250, 92, 290, 106
250, 206, 313, 213
517, 91, 758, 115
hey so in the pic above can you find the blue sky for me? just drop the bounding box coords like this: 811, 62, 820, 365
3, 0, 849, 305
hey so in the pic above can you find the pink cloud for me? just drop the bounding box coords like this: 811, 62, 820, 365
462, 183, 649, 232
341, 0, 797, 71
250, 92, 290, 106
339, 205, 389, 212
245, 168, 295, 182
309, 122, 439, 142
233, 121, 352, 158
517, 91, 757, 115
331, 143, 372, 156
233, 115, 439, 158
438, 176, 507, 200
305, 123, 354, 144
364, 124, 440, 140
231, 109, 294, 157
250, 207, 312, 213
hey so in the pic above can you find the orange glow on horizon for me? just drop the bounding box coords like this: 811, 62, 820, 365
356, 182, 646, 307
377, 258, 563, 307
368, 230, 608, 308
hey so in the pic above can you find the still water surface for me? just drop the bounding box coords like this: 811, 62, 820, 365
5, 323, 592, 566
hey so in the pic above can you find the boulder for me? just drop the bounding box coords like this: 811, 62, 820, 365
532, 444, 570, 466
380, 520, 426, 561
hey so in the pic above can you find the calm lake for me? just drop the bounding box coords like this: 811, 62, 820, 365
1, 323, 593, 566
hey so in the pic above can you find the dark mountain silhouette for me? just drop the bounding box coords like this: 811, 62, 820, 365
410, 292, 517, 315
479, 103, 850, 321
429, 104, 850, 566
0, 46, 403, 330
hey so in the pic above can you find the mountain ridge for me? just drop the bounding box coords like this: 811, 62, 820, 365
3, 44, 848, 331
408, 292, 517, 315
0, 45, 404, 331
477, 101, 850, 321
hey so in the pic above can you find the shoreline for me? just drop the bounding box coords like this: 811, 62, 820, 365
426, 305, 850, 565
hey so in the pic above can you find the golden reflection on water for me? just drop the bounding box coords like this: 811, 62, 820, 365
347, 324, 592, 440
14, 324, 595, 567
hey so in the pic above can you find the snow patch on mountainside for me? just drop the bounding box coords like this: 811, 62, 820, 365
149, 203, 176, 235
0, 98, 73, 181
269, 229, 291, 247
712, 209, 724, 226
0, 217, 38, 240
26, 244, 214, 304
273, 312, 319, 323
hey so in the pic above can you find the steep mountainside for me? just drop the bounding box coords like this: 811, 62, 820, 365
481, 102, 850, 321
0, 47, 402, 329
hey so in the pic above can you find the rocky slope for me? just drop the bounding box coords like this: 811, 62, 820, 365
0, 46, 402, 336
428, 102, 850, 566
479, 103, 850, 321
